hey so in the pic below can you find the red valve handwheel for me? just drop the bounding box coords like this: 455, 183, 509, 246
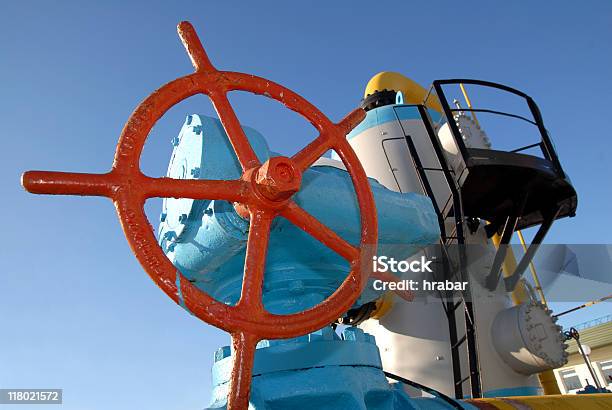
22, 21, 377, 409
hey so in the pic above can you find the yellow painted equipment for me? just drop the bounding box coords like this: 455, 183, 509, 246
364, 71, 442, 112
466, 393, 612, 409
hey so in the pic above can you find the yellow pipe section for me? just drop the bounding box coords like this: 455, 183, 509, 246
517, 230, 548, 306
490, 234, 532, 305
459, 83, 480, 126
465, 394, 612, 409
371, 292, 394, 320
537, 370, 564, 398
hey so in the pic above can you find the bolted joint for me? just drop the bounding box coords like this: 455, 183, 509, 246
255, 157, 301, 202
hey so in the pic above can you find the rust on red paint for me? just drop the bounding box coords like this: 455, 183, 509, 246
21, 21, 377, 410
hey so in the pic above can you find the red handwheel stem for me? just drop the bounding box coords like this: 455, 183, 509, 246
228, 331, 260, 410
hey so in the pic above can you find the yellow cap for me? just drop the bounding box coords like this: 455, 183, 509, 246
364, 72, 442, 112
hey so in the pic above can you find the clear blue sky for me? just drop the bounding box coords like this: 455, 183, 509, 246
1, 1, 611, 409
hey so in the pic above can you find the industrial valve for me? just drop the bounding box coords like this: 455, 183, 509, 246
21, 21, 381, 409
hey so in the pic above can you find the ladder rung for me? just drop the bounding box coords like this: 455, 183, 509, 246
415, 165, 456, 173
449, 300, 463, 313
456, 375, 471, 386
452, 334, 467, 350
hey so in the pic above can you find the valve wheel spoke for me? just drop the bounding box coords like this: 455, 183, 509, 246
237, 208, 273, 314
282, 201, 359, 262
209, 92, 261, 171
178, 21, 216, 72
179, 22, 260, 171
291, 131, 335, 173
337, 107, 367, 136
22, 170, 254, 204
291, 108, 366, 172
142, 176, 252, 203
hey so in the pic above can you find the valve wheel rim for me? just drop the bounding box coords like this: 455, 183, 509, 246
21, 21, 378, 409
113, 66, 376, 338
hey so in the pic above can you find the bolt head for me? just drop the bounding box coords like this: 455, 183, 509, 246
214, 346, 231, 362
255, 157, 301, 201
190, 167, 201, 178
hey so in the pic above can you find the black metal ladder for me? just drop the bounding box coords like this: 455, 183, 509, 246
393, 105, 482, 399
